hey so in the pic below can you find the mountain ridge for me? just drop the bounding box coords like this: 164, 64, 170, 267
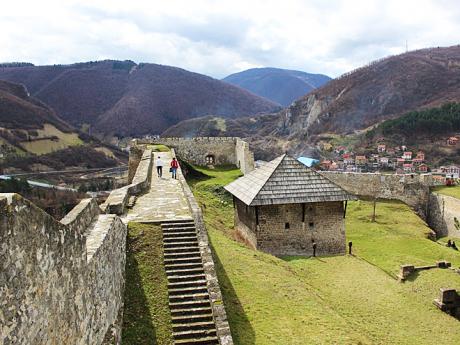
0, 60, 281, 137
223, 67, 331, 106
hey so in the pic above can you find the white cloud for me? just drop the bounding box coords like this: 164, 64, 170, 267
0, 0, 459, 78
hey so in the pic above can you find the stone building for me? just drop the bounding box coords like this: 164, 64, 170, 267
224, 154, 356, 257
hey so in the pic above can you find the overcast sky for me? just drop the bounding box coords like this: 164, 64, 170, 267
1, 0, 460, 78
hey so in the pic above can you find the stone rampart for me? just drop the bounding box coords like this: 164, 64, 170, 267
427, 193, 460, 238
321, 172, 431, 218
174, 149, 234, 345
137, 137, 254, 174
0, 194, 127, 345
102, 149, 152, 215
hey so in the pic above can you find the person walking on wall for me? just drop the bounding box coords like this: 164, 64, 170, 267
170, 157, 179, 179
156, 155, 163, 178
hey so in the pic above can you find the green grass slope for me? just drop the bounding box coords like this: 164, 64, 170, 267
432, 185, 460, 200
188, 166, 460, 345
122, 223, 173, 345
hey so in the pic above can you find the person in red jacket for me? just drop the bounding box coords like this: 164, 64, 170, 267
170, 157, 179, 179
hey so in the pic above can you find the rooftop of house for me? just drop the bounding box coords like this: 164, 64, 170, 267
224, 154, 356, 206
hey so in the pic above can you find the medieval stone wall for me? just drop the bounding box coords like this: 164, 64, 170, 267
0, 194, 127, 345
427, 193, 460, 238
102, 149, 152, 215
233, 198, 345, 256
321, 172, 430, 218
136, 137, 254, 174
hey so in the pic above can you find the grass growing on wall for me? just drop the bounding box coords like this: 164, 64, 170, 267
122, 223, 173, 345
188, 165, 460, 345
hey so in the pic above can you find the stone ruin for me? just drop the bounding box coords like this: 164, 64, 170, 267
434, 288, 460, 319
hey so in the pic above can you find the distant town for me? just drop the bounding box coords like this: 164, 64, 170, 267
317, 136, 460, 180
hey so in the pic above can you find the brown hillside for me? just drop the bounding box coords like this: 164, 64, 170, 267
283, 45, 460, 138
0, 80, 72, 132
0, 60, 281, 136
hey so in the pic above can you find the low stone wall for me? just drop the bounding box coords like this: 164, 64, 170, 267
0, 194, 127, 345
174, 149, 234, 345
427, 193, 460, 238
321, 172, 431, 217
102, 149, 152, 214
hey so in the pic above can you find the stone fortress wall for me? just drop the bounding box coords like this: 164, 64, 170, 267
0, 147, 153, 345
0, 196, 126, 345
427, 193, 460, 238
136, 137, 255, 174
321, 171, 431, 218
320, 171, 460, 238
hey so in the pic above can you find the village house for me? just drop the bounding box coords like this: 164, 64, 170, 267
379, 157, 389, 166
355, 155, 367, 165
447, 137, 459, 146
403, 163, 414, 173
377, 144, 386, 153
402, 151, 412, 160
443, 165, 460, 178
418, 163, 429, 173
342, 153, 354, 165
224, 154, 356, 257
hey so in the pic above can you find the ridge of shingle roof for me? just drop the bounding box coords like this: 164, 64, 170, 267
224, 154, 356, 206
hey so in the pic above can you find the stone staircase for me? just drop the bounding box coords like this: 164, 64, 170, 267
162, 219, 220, 345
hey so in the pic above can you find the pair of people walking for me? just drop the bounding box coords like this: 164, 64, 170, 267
156, 156, 179, 179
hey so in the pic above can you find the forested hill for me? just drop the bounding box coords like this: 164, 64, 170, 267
0, 60, 281, 137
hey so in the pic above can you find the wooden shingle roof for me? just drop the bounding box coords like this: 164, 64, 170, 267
224, 154, 356, 206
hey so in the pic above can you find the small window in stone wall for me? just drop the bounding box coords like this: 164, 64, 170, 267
285, 222, 290, 229
309, 222, 314, 228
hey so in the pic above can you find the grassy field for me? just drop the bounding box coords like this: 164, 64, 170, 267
432, 185, 460, 199
20, 124, 82, 154
189, 166, 460, 345
122, 223, 173, 345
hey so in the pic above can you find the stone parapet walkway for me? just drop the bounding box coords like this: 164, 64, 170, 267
123, 151, 192, 224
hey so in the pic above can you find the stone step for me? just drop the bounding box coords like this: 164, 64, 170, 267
163, 239, 199, 249
164, 247, 200, 254
163, 231, 197, 238
163, 226, 197, 232
173, 321, 216, 332
161, 222, 195, 228
171, 313, 214, 324
164, 242, 199, 249
169, 286, 209, 296
164, 257, 202, 265
163, 251, 201, 261
173, 328, 217, 340
169, 299, 211, 310
165, 262, 203, 271
169, 293, 209, 303
173, 336, 219, 345
166, 267, 204, 276
170, 306, 213, 317
168, 274, 206, 283
168, 280, 208, 290
163, 236, 198, 245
